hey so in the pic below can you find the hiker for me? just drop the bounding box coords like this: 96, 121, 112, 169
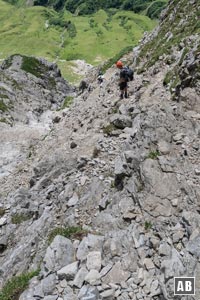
116, 60, 128, 99
79, 79, 88, 94
116, 60, 133, 99
97, 71, 105, 98
97, 71, 104, 85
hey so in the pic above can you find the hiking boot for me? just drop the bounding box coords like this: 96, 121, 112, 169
120, 94, 123, 99
125, 92, 128, 98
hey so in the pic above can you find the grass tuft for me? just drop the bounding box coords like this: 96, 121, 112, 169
0, 100, 8, 112
103, 124, 117, 135
48, 226, 87, 244
148, 150, 160, 159
21, 56, 48, 78
0, 207, 6, 216
0, 270, 40, 300
11, 213, 31, 224
144, 221, 152, 230
61, 96, 74, 109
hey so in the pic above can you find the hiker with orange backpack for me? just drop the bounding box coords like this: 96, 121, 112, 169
116, 60, 133, 99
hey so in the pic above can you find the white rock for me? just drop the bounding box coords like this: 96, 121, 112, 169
143, 258, 155, 270
159, 242, 171, 256
73, 267, 88, 288
85, 269, 101, 285
158, 141, 171, 155
171, 198, 179, 207
67, 192, 79, 207
86, 251, 102, 271
80, 176, 88, 185
100, 289, 115, 299
100, 264, 113, 277
173, 133, 184, 142
102, 261, 130, 284
0, 217, 7, 226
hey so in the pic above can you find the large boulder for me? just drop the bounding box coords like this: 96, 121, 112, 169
42, 235, 75, 275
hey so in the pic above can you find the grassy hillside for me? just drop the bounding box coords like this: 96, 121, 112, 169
0, 0, 156, 81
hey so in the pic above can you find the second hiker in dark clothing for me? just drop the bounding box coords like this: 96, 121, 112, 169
116, 60, 128, 99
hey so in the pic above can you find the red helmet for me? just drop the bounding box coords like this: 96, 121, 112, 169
116, 60, 123, 68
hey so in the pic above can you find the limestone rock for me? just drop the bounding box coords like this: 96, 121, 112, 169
187, 235, 200, 258
42, 236, 75, 275
67, 192, 79, 207
73, 267, 88, 288
161, 249, 185, 280
57, 261, 79, 280
84, 270, 101, 285
100, 289, 115, 299
86, 251, 102, 271
0, 217, 7, 226
78, 286, 99, 300
102, 262, 130, 284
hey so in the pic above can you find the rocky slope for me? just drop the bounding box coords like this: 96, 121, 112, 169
0, 54, 74, 177
0, 0, 200, 299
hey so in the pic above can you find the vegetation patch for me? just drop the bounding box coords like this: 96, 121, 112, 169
103, 123, 117, 136
163, 70, 174, 86
11, 213, 31, 224
0, 207, 6, 216
136, 0, 200, 70
32, 0, 167, 19
178, 47, 189, 66
0, 94, 8, 99
144, 221, 152, 230
48, 226, 87, 243
148, 150, 160, 159
61, 96, 74, 109
0, 270, 39, 300
146, 1, 167, 19
0, 100, 8, 112
2, 55, 13, 69
21, 56, 48, 78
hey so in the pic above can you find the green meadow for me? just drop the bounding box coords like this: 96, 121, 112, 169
0, 0, 157, 81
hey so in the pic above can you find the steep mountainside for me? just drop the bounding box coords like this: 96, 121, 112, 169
0, 0, 200, 300
3, 0, 167, 19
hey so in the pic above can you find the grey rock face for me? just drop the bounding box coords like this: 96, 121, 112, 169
161, 249, 185, 280
187, 235, 200, 258
76, 235, 104, 262
78, 286, 99, 300
73, 267, 88, 288
0, 54, 74, 125
102, 262, 130, 284
42, 236, 75, 275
